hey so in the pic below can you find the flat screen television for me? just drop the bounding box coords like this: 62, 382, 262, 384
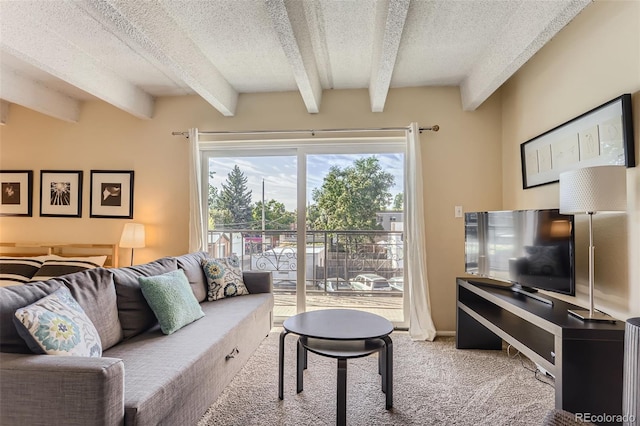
464, 209, 575, 297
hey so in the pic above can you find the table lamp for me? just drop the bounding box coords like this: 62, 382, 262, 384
559, 165, 627, 321
119, 223, 146, 266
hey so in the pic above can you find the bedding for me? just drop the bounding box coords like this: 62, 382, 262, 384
30, 255, 107, 281
0, 255, 107, 286
0, 256, 48, 287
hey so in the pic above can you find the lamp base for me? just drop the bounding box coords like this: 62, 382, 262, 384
569, 309, 616, 322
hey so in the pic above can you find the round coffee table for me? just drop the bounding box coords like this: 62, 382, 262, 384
278, 309, 393, 425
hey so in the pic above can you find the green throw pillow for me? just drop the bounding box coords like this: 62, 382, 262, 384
138, 269, 205, 335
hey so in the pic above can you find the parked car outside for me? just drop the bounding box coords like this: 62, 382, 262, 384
350, 274, 392, 291
389, 276, 404, 292
316, 277, 353, 292
273, 280, 297, 291
273, 280, 315, 291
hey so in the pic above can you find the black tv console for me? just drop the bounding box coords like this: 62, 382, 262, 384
456, 277, 626, 424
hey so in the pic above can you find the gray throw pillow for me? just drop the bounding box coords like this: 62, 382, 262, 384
138, 269, 205, 335
0, 280, 64, 353
111, 257, 178, 339
57, 268, 123, 351
174, 251, 208, 302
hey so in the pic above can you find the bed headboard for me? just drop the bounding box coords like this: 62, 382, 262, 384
0, 243, 118, 268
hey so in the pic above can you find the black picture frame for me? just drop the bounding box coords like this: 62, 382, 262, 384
0, 170, 33, 217
39, 170, 83, 217
521, 93, 635, 189
90, 170, 134, 219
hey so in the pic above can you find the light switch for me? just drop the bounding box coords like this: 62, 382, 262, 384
454, 206, 463, 218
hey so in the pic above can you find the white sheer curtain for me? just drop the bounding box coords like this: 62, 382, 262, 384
188, 128, 206, 252
406, 122, 437, 341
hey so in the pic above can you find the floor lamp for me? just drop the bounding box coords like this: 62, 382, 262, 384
119, 223, 146, 266
559, 165, 627, 321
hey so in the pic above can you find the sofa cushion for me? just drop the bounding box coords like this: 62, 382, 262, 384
174, 251, 208, 302
202, 256, 249, 301
112, 257, 178, 339
55, 268, 123, 351
30, 255, 107, 281
242, 271, 273, 294
0, 256, 46, 286
103, 292, 273, 426
13, 286, 102, 357
139, 269, 205, 335
0, 280, 64, 353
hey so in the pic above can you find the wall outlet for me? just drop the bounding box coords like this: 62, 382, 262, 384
454, 205, 463, 218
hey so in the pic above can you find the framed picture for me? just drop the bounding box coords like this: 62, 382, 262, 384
90, 170, 134, 219
521, 94, 635, 189
40, 170, 83, 217
0, 170, 33, 217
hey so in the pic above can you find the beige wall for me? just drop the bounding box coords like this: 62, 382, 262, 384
0, 86, 503, 332
5, 0, 635, 330
501, 0, 640, 320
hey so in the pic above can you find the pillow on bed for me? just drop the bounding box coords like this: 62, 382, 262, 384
30, 255, 107, 281
0, 256, 48, 287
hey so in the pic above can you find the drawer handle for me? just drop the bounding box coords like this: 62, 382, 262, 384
225, 347, 240, 360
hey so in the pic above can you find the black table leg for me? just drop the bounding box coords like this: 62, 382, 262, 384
382, 335, 393, 409
278, 330, 289, 400
304, 344, 308, 369
337, 358, 347, 426
296, 337, 304, 393
380, 344, 387, 393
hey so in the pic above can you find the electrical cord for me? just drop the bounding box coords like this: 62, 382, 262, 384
507, 344, 555, 388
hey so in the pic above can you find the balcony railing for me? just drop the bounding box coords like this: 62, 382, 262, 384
206, 229, 404, 295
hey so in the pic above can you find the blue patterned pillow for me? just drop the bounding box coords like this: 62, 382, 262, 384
202, 255, 249, 301
138, 269, 205, 335
13, 287, 102, 357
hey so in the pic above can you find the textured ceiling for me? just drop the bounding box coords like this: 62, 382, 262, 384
0, 0, 592, 123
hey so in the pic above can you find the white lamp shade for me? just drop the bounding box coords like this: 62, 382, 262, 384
559, 166, 627, 214
119, 223, 146, 249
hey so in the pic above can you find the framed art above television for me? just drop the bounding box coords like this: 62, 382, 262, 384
520, 93, 635, 189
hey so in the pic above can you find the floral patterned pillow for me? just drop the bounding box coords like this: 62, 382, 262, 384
13, 286, 102, 357
201, 255, 249, 301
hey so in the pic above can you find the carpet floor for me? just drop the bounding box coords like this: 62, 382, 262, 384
198, 330, 554, 425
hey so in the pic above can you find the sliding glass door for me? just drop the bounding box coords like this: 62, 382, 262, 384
201, 139, 408, 327
304, 152, 405, 324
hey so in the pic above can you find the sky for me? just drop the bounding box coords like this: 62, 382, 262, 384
208, 153, 404, 210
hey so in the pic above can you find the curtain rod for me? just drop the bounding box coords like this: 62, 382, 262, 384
171, 125, 439, 138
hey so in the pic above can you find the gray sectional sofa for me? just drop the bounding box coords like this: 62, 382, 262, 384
0, 251, 274, 425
